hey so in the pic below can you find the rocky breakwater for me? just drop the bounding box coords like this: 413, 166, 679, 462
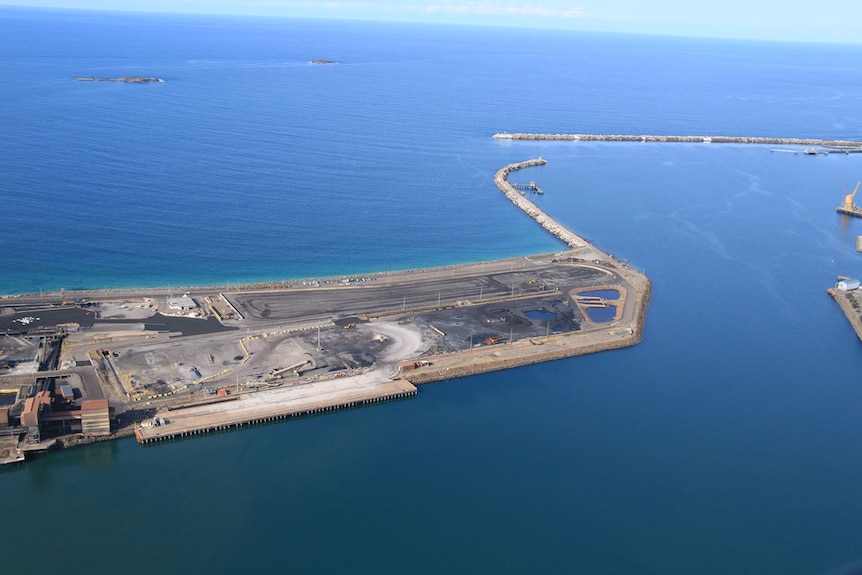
494, 158, 587, 249
75, 76, 164, 83
828, 287, 862, 342
493, 133, 862, 147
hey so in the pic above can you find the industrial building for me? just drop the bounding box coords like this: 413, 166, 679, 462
80, 399, 111, 436
168, 293, 198, 312
0, 383, 112, 449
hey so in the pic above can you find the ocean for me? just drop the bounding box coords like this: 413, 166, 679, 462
3, 7, 862, 574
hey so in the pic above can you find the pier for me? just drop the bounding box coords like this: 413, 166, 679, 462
136, 379, 417, 443
512, 182, 544, 194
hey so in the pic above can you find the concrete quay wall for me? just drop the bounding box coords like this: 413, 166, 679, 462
493, 133, 862, 147
136, 379, 417, 444
494, 159, 587, 249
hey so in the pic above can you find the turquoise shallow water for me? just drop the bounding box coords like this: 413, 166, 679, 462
4, 8, 862, 575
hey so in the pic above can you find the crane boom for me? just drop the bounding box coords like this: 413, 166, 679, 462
844, 181, 861, 211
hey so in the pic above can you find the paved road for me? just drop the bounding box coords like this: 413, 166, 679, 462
228, 262, 615, 325
0, 253, 622, 333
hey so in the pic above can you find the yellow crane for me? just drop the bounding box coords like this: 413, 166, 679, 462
838, 181, 862, 216
844, 181, 861, 211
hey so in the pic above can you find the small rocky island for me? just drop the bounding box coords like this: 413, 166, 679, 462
75, 76, 164, 83
310, 59, 336, 65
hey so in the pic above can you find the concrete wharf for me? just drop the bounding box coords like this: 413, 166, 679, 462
136, 378, 416, 443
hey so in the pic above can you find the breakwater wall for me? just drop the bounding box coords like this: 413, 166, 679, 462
494, 159, 587, 249
493, 133, 862, 148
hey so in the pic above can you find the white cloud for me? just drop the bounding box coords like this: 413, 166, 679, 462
424, 2, 588, 18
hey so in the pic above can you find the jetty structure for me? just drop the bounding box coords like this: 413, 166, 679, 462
0, 156, 649, 458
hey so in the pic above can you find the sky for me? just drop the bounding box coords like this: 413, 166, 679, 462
3, 1, 862, 43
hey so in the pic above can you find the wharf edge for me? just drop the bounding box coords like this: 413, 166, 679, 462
136, 382, 416, 444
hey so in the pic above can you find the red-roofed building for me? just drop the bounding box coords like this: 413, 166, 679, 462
20, 397, 40, 428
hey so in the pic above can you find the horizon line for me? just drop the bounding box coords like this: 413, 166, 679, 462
2, 3, 861, 46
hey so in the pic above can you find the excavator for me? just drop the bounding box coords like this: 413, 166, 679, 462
838, 181, 862, 216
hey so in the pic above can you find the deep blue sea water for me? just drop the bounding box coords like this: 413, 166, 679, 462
4, 8, 862, 575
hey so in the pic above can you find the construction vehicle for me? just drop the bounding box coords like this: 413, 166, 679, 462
837, 181, 862, 217
485, 336, 504, 345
